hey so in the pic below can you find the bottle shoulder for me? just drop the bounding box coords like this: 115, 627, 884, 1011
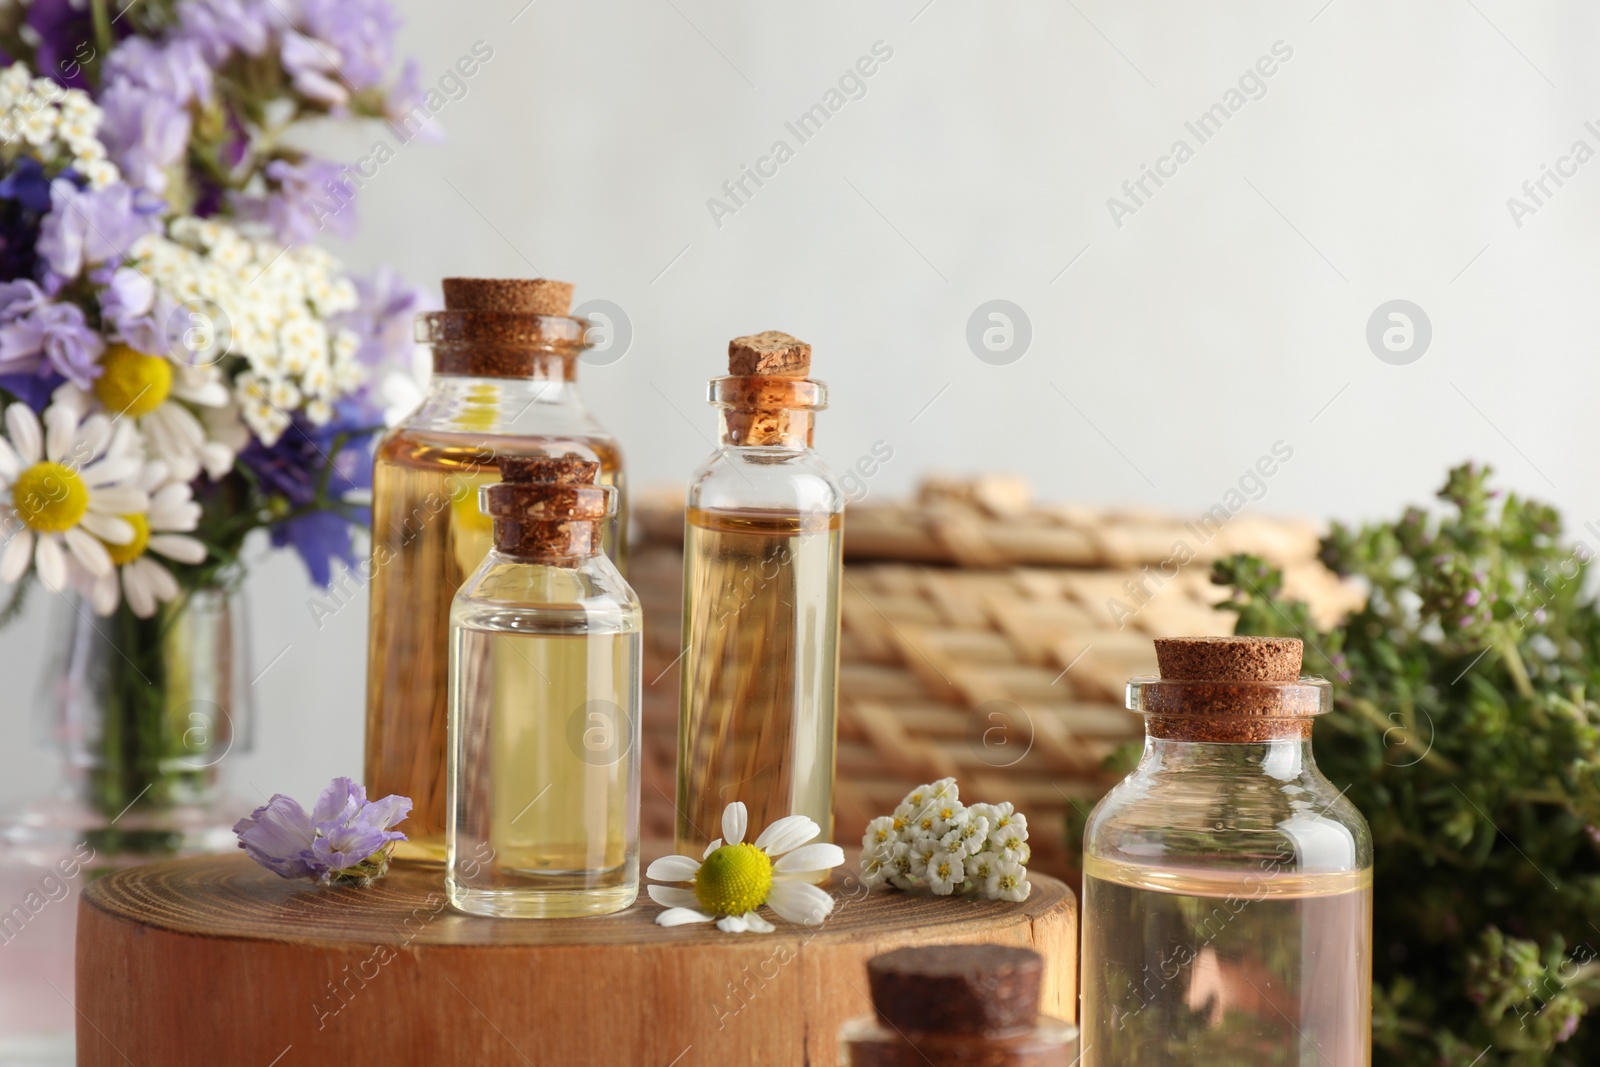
1083, 749, 1372, 875
452, 553, 641, 635
688, 448, 845, 514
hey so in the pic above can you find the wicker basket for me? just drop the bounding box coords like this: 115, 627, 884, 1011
630, 475, 1358, 880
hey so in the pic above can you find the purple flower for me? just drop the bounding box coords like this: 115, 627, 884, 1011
233, 794, 320, 879
103, 38, 214, 106
176, 0, 273, 63
238, 157, 357, 245
240, 405, 377, 586
0, 293, 104, 388
280, 30, 350, 108
25, 0, 100, 91
234, 777, 410, 883
36, 178, 160, 280
99, 266, 178, 354
98, 84, 192, 194
0, 158, 56, 215
338, 266, 430, 368
301, 0, 402, 92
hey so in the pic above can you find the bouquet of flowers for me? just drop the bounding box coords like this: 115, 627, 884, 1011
0, 0, 427, 822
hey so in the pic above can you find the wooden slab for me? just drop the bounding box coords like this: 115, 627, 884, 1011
76, 853, 1078, 1067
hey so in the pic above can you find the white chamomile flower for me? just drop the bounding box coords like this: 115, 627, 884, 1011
986, 859, 1031, 903
0, 402, 147, 592
862, 815, 898, 852
927, 850, 965, 896
58, 347, 233, 483
886, 841, 917, 890
941, 813, 989, 856
990, 817, 1029, 860
926, 777, 959, 804
82, 461, 207, 618
645, 801, 845, 934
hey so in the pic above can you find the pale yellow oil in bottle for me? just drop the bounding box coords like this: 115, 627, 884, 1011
675, 506, 842, 862
1081, 854, 1373, 1067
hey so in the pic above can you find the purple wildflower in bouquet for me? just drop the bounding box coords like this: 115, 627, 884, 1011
0, 0, 429, 614
0, 1, 431, 816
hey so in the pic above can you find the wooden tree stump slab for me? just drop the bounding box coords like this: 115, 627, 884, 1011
76, 853, 1077, 1067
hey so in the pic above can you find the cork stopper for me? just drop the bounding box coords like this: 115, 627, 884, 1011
481, 453, 612, 561
868, 945, 1043, 1038
418, 277, 585, 378
1130, 635, 1328, 742
728, 330, 811, 377
442, 277, 574, 317
1154, 636, 1303, 682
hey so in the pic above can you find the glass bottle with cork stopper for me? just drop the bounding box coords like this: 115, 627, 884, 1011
446, 454, 640, 918
366, 277, 626, 866
839, 944, 1080, 1065
1080, 636, 1373, 1066
674, 330, 844, 865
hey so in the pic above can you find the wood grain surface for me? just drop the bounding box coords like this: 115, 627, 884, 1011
76, 852, 1078, 1067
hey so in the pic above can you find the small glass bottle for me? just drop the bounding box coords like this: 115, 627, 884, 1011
1080, 636, 1373, 1066
840, 944, 1080, 1066
446, 455, 640, 918
674, 331, 844, 862
367, 277, 626, 865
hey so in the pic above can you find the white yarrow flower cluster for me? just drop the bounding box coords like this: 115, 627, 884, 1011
0, 65, 119, 188
130, 219, 364, 445
859, 778, 1032, 903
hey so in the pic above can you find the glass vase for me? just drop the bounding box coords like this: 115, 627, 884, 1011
0, 587, 253, 1063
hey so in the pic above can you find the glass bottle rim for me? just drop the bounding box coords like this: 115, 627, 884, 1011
1125, 674, 1333, 717
707, 376, 828, 411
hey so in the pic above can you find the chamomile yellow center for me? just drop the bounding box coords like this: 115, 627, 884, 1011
93, 344, 172, 418
104, 513, 150, 565
11, 462, 87, 532
693, 842, 773, 916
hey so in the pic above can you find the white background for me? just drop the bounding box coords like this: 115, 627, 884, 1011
2, 0, 1596, 807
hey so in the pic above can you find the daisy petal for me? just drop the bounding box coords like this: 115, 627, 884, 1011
655, 907, 716, 928
1, 529, 33, 583
139, 557, 179, 601
63, 526, 111, 577
124, 563, 155, 618
723, 802, 747, 846
766, 880, 835, 926
81, 455, 142, 487
647, 885, 700, 909
148, 534, 207, 564
715, 913, 755, 934
754, 814, 820, 857
81, 512, 134, 545
773, 843, 846, 874
0, 434, 21, 481
34, 534, 65, 591
702, 838, 722, 860
645, 854, 701, 883
7, 404, 42, 466
741, 911, 775, 934
86, 487, 149, 513
91, 571, 119, 616
42, 403, 74, 464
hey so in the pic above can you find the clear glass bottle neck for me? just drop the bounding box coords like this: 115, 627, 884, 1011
715, 407, 815, 449
1136, 735, 1318, 780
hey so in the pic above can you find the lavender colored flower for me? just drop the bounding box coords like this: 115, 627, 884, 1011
36, 178, 161, 280
239, 157, 357, 245
302, 0, 402, 92
280, 30, 349, 108
233, 794, 320, 879
0, 158, 56, 215
97, 84, 192, 195
233, 777, 410, 884
0, 294, 104, 388
99, 265, 178, 355
338, 266, 430, 368
176, 0, 273, 63
103, 38, 214, 105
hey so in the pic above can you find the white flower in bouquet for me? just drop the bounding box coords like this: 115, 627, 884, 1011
0, 401, 147, 592
859, 778, 1033, 902
78, 460, 207, 619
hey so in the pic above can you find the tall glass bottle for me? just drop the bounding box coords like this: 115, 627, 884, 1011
675, 331, 844, 862
446, 454, 641, 918
366, 277, 626, 865
1080, 636, 1373, 1067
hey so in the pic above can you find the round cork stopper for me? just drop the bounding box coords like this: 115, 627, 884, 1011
442, 277, 574, 317
482, 454, 612, 559
868, 945, 1042, 1038
1154, 636, 1302, 682
728, 330, 811, 378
